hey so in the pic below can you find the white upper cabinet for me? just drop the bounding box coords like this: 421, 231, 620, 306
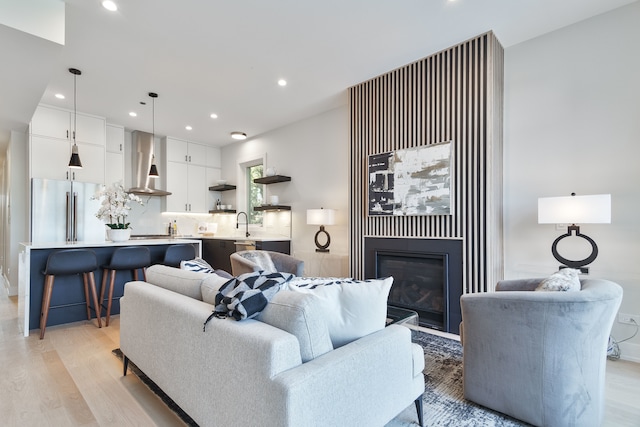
30, 136, 71, 181
71, 142, 106, 184
105, 124, 125, 185
29, 105, 107, 183
31, 105, 105, 146
165, 137, 207, 166
106, 124, 124, 153
30, 106, 70, 140
30, 137, 105, 184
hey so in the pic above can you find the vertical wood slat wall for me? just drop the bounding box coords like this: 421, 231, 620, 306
349, 32, 504, 294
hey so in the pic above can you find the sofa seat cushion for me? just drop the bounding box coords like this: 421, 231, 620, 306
145, 264, 209, 300
258, 290, 334, 362
288, 277, 394, 348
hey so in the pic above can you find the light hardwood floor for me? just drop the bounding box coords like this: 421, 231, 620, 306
1, 290, 639, 426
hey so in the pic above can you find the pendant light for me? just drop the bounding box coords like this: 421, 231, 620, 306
148, 92, 159, 178
68, 68, 83, 169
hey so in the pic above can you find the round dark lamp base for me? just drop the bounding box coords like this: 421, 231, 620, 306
314, 225, 331, 253
551, 224, 598, 270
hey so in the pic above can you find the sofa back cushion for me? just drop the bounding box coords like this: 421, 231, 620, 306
201, 274, 233, 304
145, 264, 208, 300
257, 290, 333, 362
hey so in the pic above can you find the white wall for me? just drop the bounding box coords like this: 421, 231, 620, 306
221, 105, 350, 274
504, 2, 640, 360
5, 131, 29, 295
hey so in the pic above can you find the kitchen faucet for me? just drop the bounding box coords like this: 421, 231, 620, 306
236, 211, 250, 238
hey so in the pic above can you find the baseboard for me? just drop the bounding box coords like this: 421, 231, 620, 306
2, 273, 17, 296
619, 341, 640, 363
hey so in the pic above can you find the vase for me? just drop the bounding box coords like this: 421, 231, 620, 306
107, 228, 131, 242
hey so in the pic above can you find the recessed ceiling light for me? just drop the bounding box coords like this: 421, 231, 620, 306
231, 131, 247, 140
55, 93, 65, 99
129, 112, 137, 117
278, 79, 287, 87
185, 125, 193, 131
210, 113, 218, 119
102, 1, 118, 11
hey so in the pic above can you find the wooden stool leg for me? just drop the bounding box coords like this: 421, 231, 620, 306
87, 272, 102, 328
40, 275, 55, 339
83, 273, 91, 321
105, 270, 116, 327
133, 269, 139, 281
142, 267, 147, 282
99, 268, 109, 321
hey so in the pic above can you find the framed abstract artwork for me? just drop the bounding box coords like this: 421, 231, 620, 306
368, 141, 452, 216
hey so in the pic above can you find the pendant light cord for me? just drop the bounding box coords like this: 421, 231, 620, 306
73, 71, 77, 142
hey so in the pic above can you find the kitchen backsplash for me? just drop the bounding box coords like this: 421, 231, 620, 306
127, 196, 291, 239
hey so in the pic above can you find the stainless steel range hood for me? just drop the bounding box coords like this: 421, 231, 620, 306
128, 130, 171, 196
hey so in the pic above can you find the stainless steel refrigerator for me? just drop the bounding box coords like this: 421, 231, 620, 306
31, 178, 106, 243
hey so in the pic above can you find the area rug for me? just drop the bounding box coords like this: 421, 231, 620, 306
113, 330, 530, 427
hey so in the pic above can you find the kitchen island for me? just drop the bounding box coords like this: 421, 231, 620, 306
18, 239, 201, 337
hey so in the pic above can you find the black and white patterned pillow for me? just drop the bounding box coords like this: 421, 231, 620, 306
181, 257, 215, 274
203, 271, 294, 327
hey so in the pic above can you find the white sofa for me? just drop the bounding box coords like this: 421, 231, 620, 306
120, 265, 425, 427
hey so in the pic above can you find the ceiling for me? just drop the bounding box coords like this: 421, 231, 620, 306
0, 0, 636, 150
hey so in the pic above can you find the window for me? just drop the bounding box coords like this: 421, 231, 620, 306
247, 164, 264, 225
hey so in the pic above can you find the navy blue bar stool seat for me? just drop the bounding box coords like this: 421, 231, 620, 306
40, 249, 101, 339
163, 244, 196, 268
100, 246, 151, 326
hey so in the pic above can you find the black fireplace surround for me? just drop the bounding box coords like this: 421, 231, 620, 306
364, 237, 462, 334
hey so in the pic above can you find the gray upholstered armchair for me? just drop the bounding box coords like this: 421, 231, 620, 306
460, 278, 622, 427
230, 250, 305, 276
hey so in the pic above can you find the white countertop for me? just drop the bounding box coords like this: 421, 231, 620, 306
197, 235, 290, 241
19, 238, 199, 250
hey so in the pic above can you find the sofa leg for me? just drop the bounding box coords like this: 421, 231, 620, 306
123, 355, 129, 376
414, 394, 424, 427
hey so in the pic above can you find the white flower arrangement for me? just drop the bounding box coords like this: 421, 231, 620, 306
92, 181, 143, 229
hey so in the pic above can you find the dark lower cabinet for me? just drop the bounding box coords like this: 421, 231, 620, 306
202, 239, 236, 273
202, 239, 291, 275
256, 240, 291, 254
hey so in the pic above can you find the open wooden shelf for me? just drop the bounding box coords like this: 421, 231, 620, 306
208, 184, 236, 191
253, 175, 291, 185
254, 205, 291, 212
208, 209, 237, 214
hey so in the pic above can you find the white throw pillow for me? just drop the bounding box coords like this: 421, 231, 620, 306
536, 268, 581, 292
287, 277, 393, 347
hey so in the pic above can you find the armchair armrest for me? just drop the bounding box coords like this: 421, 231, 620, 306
270, 251, 304, 276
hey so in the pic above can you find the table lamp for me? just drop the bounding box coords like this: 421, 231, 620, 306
307, 208, 336, 253
538, 193, 611, 273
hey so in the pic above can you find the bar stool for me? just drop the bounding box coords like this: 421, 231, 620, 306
40, 249, 101, 339
163, 244, 196, 268
100, 246, 151, 326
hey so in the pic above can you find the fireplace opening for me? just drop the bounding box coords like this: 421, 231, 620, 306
365, 237, 462, 334
377, 252, 448, 330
